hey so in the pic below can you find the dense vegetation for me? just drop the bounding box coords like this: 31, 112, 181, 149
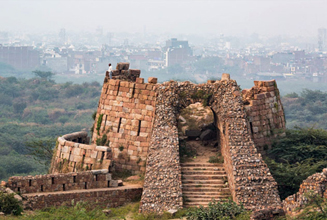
265, 128, 327, 200
283, 89, 327, 129
0, 74, 101, 181
186, 200, 249, 220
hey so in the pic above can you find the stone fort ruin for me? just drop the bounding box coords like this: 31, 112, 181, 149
6, 63, 289, 219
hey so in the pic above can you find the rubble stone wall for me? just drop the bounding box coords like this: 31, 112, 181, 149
92, 78, 157, 174
23, 186, 143, 210
140, 77, 284, 214
283, 168, 327, 214
242, 80, 286, 154
7, 170, 117, 194
49, 131, 112, 174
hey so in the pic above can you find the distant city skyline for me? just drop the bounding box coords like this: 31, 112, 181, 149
1, 0, 326, 37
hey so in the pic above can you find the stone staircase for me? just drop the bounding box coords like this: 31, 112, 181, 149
181, 163, 231, 207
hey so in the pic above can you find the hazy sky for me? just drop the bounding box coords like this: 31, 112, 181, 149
1, 0, 326, 36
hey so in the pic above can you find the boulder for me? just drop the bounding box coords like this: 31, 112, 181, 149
185, 130, 201, 139
200, 129, 217, 141
116, 62, 130, 70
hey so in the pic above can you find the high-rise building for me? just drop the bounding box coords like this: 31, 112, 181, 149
318, 28, 327, 51
0, 46, 40, 70
165, 38, 193, 67
59, 28, 66, 44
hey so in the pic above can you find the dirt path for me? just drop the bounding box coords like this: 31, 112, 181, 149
185, 140, 218, 163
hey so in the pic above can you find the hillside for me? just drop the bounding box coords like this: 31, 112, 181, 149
0, 76, 101, 180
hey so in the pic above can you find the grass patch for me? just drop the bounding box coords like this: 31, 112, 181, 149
208, 153, 224, 163
111, 169, 133, 180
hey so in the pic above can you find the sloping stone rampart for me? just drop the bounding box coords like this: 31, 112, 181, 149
49, 131, 112, 174
7, 170, 117, 194
243, 80, 286, 154
92, 78, 157, 174
283, 168, 327, 214
140, 77, 284, 215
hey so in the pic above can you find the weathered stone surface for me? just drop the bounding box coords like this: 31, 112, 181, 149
140, 77, 283, 213
283, 169, 327, 215
200, 129, 216, 141
221, 73, 230, 81
6, 170, 120, 194
242, 79, 285, 155
148, 77, 157, 84
23, 186, 142, 210
185, 130, 201, 138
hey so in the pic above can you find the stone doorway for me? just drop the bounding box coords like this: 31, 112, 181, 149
178, 102, 221, 163
178, 102, 230, 207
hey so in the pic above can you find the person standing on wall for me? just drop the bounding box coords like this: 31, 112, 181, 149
108, 63, 113, 79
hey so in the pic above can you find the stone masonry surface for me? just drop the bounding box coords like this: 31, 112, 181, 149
139, 75, 284, 215
91, 77, 157, 174
242, 80, 286, 154
49, 131, 112, 174
7, 170, 117, 194
283, 168, 327, 214
23, 185, 142, 210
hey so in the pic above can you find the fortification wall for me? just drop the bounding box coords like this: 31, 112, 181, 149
243, 80, 285, 154
49, 131, 112, 174
283, 169, 327, 214
140, 76, 284, 215
92, 77, 157, 174
7, 170, 119, 194
23, 186, 142, 210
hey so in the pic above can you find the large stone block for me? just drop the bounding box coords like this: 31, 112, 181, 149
116, 62, 130, 70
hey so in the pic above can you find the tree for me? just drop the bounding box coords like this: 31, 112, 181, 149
265, 128, 327, 199
25, 137, 56, 168
33, 70, 54, 81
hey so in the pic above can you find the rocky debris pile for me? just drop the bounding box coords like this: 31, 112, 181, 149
105, 62, 141, 82
179, 102, 214, 135
283, 168, 327, 214
250, 206, 285, 220
0, 187, 22, 202
184, 123, 217, 142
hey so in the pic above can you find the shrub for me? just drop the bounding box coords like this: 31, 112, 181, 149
186, 199, 246, 220
0, 192, 23, 215
179, 139, 196, 162
208, 153, 224, 163
96, 114, 103, 135
96, 134, 109, 146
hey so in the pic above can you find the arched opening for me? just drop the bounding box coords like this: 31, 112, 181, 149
178, 102, 222, 163
178, 102, 230, 208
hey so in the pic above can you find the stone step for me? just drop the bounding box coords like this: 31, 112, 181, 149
182, 179, 225, 184
181, 163, 224, 167
181, 167, 225, 172
184, 195, 230, 202
183, 185, 229, 188
181, 170, 226, 175
182, 175, 227, 180
183, 200, 229, 208
183, 192, 231, 197
183, 188, 229, 193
